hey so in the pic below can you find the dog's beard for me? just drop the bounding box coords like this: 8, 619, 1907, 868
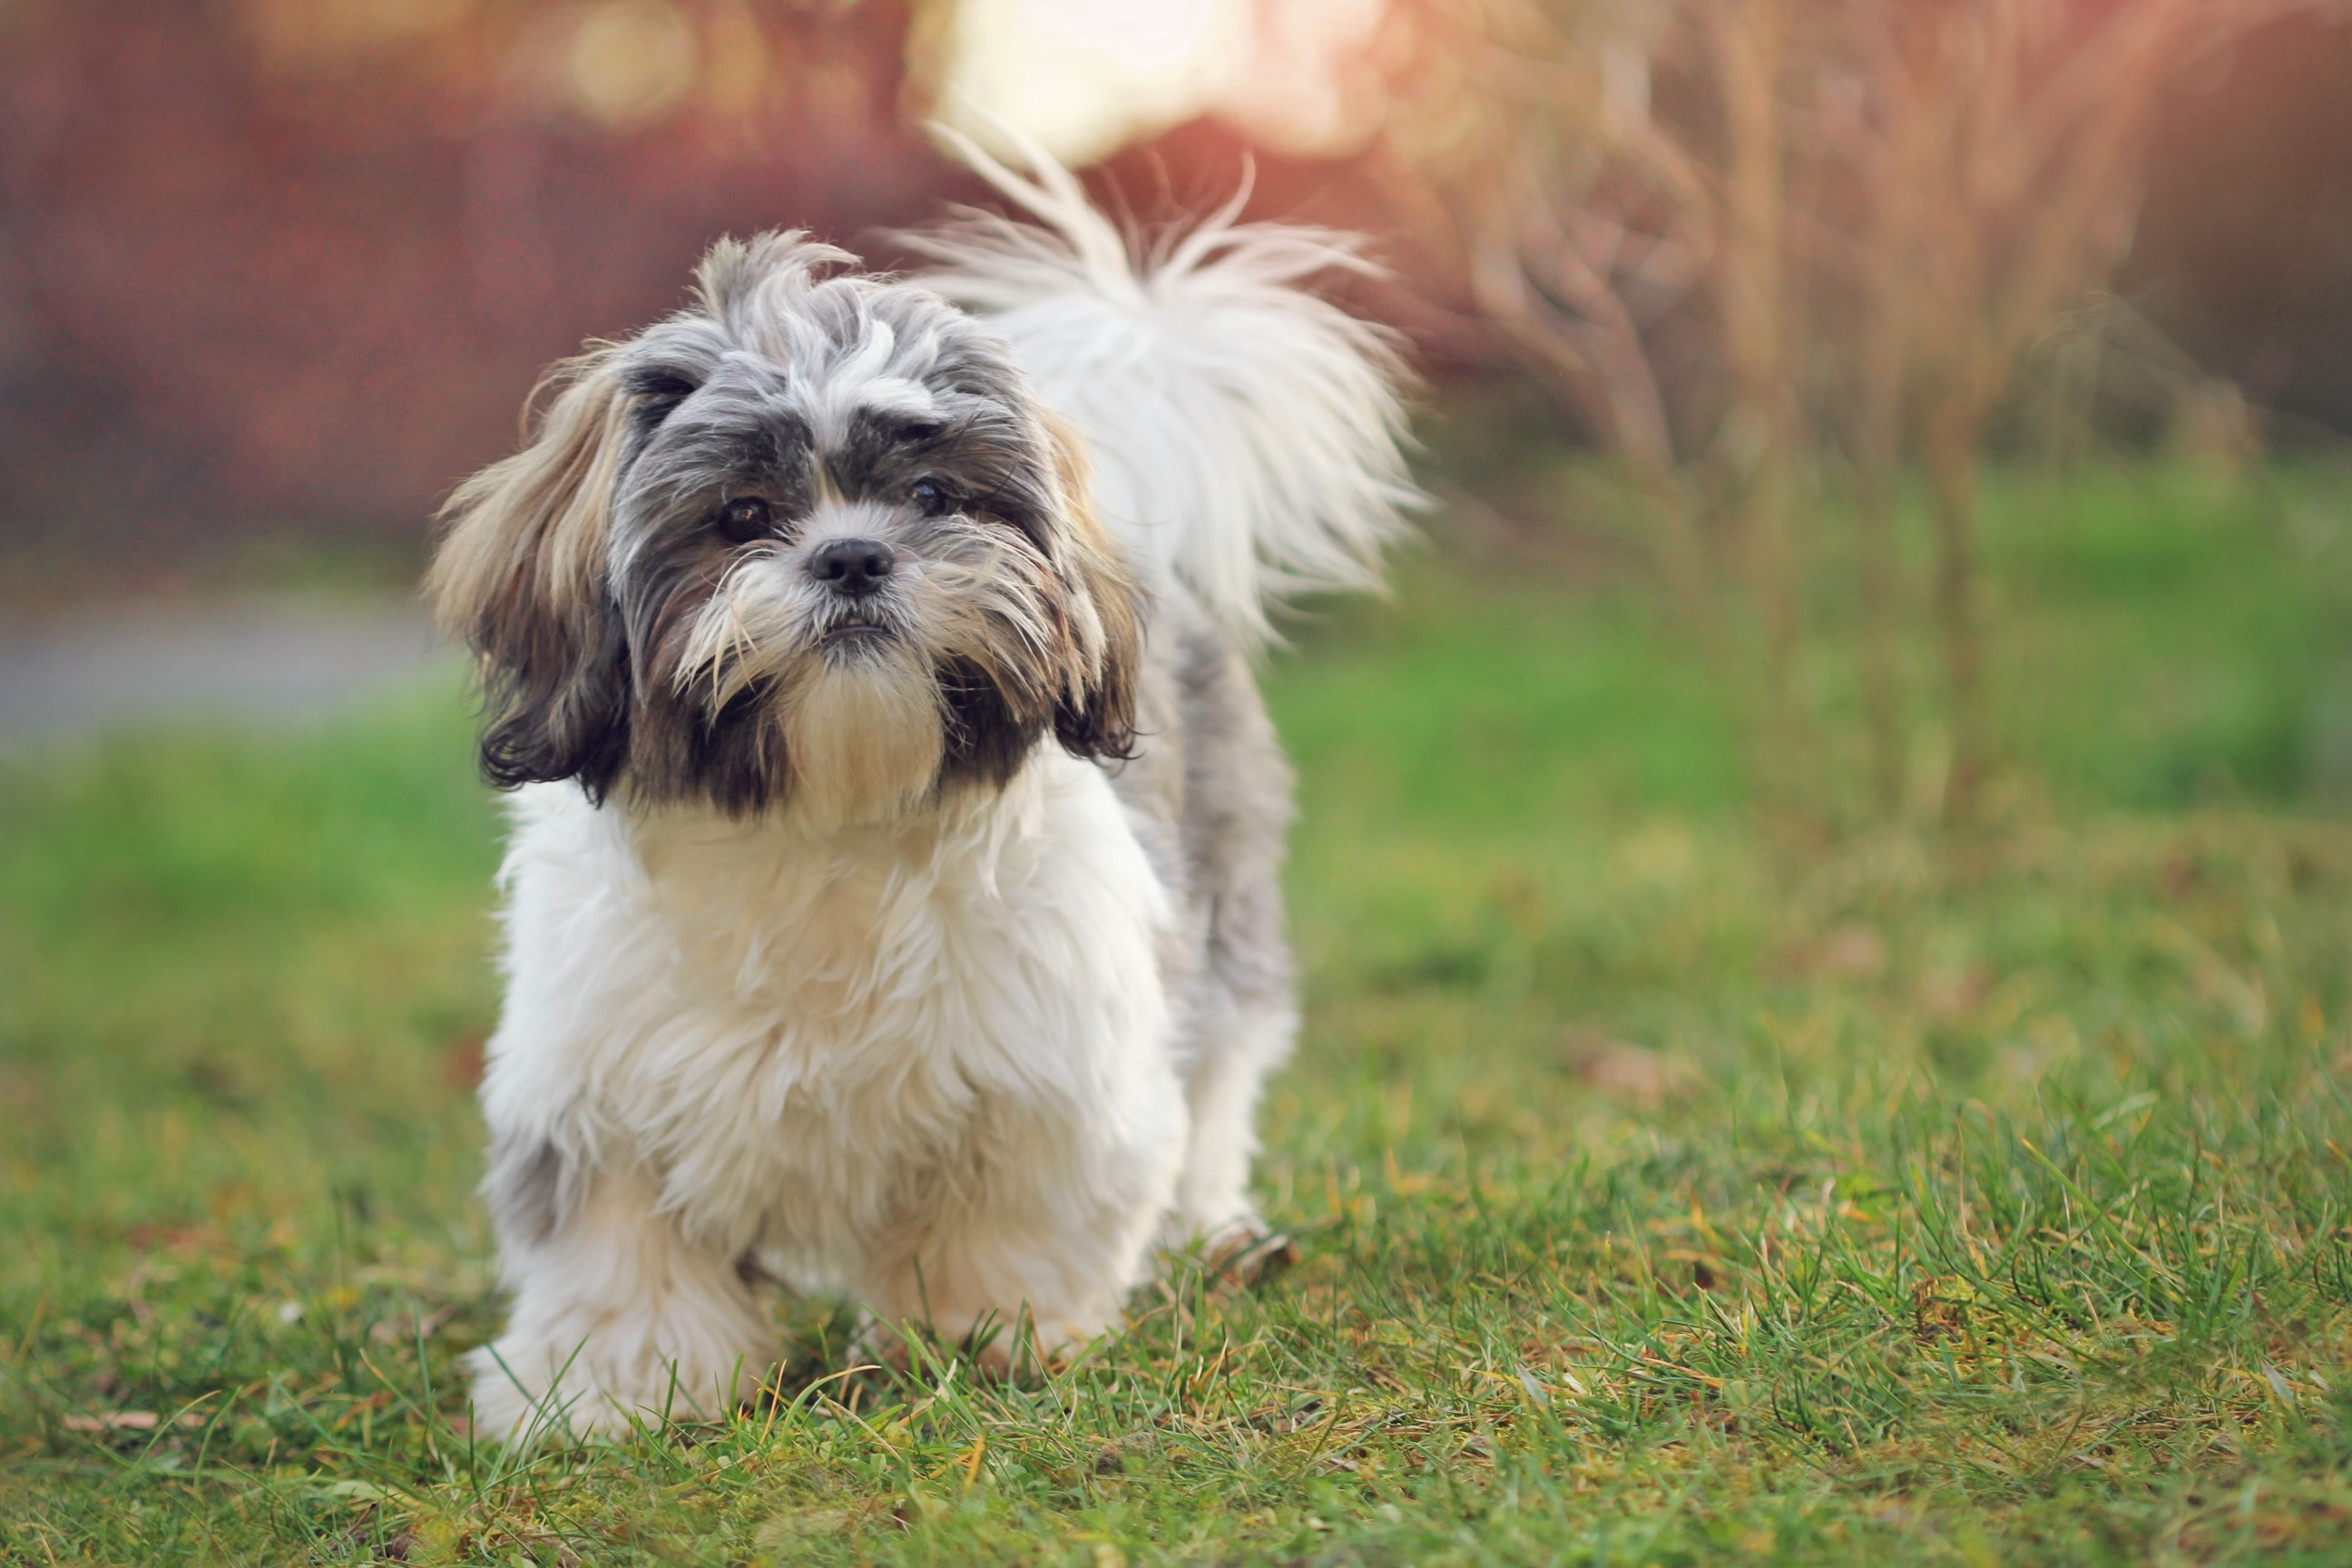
668, 551, 983, 829
778, 656, 946, 829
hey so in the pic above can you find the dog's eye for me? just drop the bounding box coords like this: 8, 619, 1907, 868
716, 496, 773, 543
909, 478, 955, 515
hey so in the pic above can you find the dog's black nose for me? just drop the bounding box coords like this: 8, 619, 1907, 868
808, 537, 897, 596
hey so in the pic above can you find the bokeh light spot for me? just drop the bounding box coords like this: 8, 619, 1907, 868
565, 0, 699, 130
935, 0, 1394, 164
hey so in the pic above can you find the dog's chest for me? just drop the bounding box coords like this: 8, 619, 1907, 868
669, 853, 997, 1113
524, 760, 1172, 1256
634, 829, 1043, 1150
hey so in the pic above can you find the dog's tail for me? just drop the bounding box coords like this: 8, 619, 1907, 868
903, 130, 1420, 647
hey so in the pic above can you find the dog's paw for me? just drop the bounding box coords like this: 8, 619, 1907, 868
853, 1308, 1093, 1381
466, 1350, 603, 1447
465, 1341, 753, 1446
1201, 1221, 1298, 1289
1162, 1216, 1298, 1293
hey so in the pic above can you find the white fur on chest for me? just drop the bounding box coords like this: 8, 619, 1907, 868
481, 751, 1179, 1291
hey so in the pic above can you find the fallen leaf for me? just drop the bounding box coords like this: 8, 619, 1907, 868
368, 1306, 459, 1346
1562, 1034, 1698, 1110
443, 1036, 486, 1089
1822, 923, 1888, 978
1920, 965, 1993, 1023
62, 1410, 203, 1433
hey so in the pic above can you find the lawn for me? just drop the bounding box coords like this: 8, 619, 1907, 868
5, 463, 2352, 1564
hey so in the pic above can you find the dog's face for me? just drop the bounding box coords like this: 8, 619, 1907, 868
428, 233, 1142, 825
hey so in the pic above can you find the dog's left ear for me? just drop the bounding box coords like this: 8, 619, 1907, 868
1044, 419, 1144, 761
426, 351, 634, 798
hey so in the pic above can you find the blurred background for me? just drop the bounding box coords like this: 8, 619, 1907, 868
2, 0, 2348, 554
2, 0, 2351, 822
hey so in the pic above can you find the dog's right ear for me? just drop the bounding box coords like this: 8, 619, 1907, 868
426, 352, 633, 799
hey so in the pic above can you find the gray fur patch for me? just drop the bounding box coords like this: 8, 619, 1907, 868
481, 1131, 569, 1250
1111, 601, 1298, 1077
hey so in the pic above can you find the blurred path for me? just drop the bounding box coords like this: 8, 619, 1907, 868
0, 594, 447, 747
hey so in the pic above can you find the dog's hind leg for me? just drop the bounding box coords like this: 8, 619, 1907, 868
1158, 630, 1298, 1253
1171, 996, 1294, 1254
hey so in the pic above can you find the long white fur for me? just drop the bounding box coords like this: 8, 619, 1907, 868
468, 144, 1416, 1438
906, 127, 1420, 646
476, 755, 1184, 1436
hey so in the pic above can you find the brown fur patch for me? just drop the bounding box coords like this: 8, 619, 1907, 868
1043, 416, 1143, 761
426, 352, 634, 794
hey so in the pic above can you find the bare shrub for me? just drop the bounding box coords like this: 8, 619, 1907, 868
1370, 0, 2336, 822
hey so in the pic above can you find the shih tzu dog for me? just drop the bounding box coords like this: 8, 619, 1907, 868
429, 141, 1416, 1440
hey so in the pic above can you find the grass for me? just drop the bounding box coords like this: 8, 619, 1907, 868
5, 462, 2352, 1563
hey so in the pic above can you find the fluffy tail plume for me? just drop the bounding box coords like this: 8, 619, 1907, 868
903, 128, 1421, 647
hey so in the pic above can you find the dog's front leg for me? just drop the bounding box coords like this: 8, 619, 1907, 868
858, 1093, 1186, 1370
468, 1159, 774, 1442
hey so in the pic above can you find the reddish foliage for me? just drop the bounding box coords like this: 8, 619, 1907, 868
0, 0, 956, 555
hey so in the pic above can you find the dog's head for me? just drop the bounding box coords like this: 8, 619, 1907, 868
427, 233, 1142, 826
